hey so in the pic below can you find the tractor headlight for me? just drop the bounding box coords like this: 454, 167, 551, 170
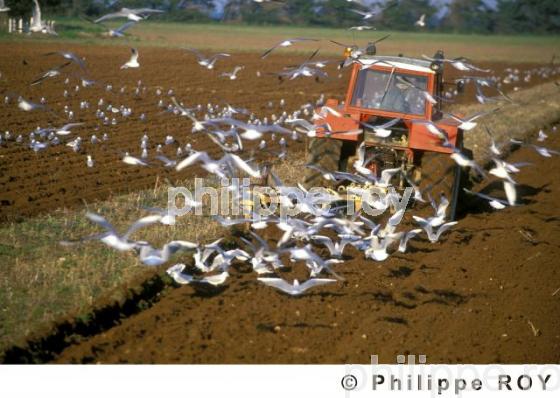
430, 62, 441, 71
344, 48, 352, 58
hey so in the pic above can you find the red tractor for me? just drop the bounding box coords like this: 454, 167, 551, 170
306, 53, 467, 219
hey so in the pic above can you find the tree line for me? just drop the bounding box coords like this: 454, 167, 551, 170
4, 0, 560, 34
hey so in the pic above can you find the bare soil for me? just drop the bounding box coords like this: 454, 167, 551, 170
0, 43, 554, 221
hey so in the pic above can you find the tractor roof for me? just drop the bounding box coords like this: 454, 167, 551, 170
359, 55, 435, 74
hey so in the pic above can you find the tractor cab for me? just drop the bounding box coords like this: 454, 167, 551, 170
347, 56, 440, 119
318, 55, 459, 154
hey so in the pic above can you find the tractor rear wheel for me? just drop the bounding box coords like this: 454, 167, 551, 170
303, 137, 344, 189
416, 151, 462, 220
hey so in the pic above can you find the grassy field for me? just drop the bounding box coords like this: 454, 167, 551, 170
0, 18, 558, 62
0, 177, 223, 354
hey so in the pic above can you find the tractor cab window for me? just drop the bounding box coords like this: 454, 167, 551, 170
351, 68, 428, 115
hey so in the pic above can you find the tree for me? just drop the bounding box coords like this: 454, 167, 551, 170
442, 0, 496, 33
379, 0, 438, 30
6, 0, 67, 18
223, 0, 284, 24
495, 0, 560, 34
315, 0, 364, 27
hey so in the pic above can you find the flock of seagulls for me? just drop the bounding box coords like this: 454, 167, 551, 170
2, 2, 560, 297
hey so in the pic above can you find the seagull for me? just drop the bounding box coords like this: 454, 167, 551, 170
137, 241, 197, 267
484, 126, 502, 156
425, 193, 449, 227
284, 245, 344, 280
199, 249, 250, 273
489, 158, 520, 184
463, 188, 509, 210
450, 148, 486, 177
422, 54, 491, 73
348, 25, 375, 31
311, 234, 359, 258
503, 181, 517, 206
474, 83, 514, 105
176, 151, 261, 178
192, 240, 224, 272
241, 232, 284, 275
95, 7, 164, 23
61, 213, 161, 252
29, 0, 52, 34
66, 137, 82, 152
413, 217, 458, 243
0, 0, 10, 12
44, 51, 85, 69
537, 130, 548, 142
414, 14, 426, 27
220, 66, 244, 80
166, 264, 229, 287
143, 205, 201, 225
402, 171, 426, 203
396, 75, 438, 104
121, 48, 139, 69
155, 155, 177, 168
350, 8, 383, 20
108, 21, 137, 37
364, 234, 393, 261
184, 48, 231, 70
123, 154, 149, 166
261, 38, 318, 59
530, 144, 560, 157
330, 35, 390, 66
304, 164, 347, 182
510, 139, 560, 158
86, 155, 94, 168
411, 119, 449, 142
360, 118, 401, 138
398, 229, 422, 253
257, 277, 336, 296
445, 109, 499, 131
287, 118, 332, 138
55, 122, 84, 136
174, 151, 221, 176
171, 97, 206, 131
17, 96, 45, 112
274, 64, 328, 82
30, 139, 48, 152
30, 62, 72, 86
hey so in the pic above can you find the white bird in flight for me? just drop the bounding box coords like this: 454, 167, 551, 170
261, 38, 318, 59
0, 0, 10, 12
166, 264, 229, 287
413, 217, 458, 243
220, 66, 244, 80
414, 14, 426, 27
61, 213, 161, 252
121, 48, 140, 69
463, 188, 509, 210
95, 7, 164, 24
184, 48, 231, 70
257, 277, 336, 296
